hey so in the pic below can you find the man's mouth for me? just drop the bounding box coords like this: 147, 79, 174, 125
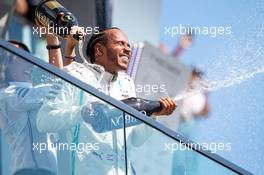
122, 56, 129, 62
120, 54, 130, 62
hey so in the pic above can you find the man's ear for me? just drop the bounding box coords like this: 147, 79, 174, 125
94, 43, 104, 57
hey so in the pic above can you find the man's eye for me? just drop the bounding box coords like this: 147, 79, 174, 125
117, 41, 123, 45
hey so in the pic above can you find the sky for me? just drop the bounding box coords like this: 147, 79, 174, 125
160, 0, 264, 174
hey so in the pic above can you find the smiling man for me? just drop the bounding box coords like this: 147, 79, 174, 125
87, 28, 131, 74
37, 27, 176, 175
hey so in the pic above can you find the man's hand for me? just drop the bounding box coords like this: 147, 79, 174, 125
179, 34, 193, 49
154, 98, 177, 116
66, 26, 85, 47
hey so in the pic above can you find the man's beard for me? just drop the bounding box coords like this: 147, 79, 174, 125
106, 48, 116, 62
106, 48, 127, 72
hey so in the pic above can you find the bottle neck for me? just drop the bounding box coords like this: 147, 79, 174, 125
122, 97, 162, 116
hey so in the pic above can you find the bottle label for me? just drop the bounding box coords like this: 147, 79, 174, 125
45, 1, 62, 10
110, 113, 141, 129
35, 11, 50, 27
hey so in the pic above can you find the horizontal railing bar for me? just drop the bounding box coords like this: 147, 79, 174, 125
0, 40, 253, 175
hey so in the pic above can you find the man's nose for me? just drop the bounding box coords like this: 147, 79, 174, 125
124, 45, 131, 56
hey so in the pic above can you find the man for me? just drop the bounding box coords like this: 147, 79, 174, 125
172, 68, 210, 175
0, 40, 57, 175
37, 27, 176, 175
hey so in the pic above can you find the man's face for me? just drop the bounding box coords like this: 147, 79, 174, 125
6, 43, 32, 82
101, 29, 132, 74
8, 57, 33, 82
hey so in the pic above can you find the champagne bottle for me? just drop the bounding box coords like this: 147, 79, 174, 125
122, 97, 163, 116
82, 98, 162, 133
35, 0, 78, 37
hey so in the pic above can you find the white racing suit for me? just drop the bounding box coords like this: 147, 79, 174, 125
37, 62, 152, 175
0, 82, 57, 175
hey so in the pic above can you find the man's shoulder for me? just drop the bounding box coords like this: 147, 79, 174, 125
63, 62, 98, 78
63, 62, 101, 87
64, 62, 93, 72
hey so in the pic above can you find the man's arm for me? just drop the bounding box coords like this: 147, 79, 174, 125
15, 0, 28, 16
64, 26, 85, 66
172, 33, 193, 58
37, 27, 87, 133
45, 34, 64, 69
36, 81, 84, 133
64, 34, 77, 66
36, 19, 64, 69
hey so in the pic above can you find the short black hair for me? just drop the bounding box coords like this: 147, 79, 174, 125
192, 67, 204, 78
8, 40, 30, 53
86, 27, 120, 63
